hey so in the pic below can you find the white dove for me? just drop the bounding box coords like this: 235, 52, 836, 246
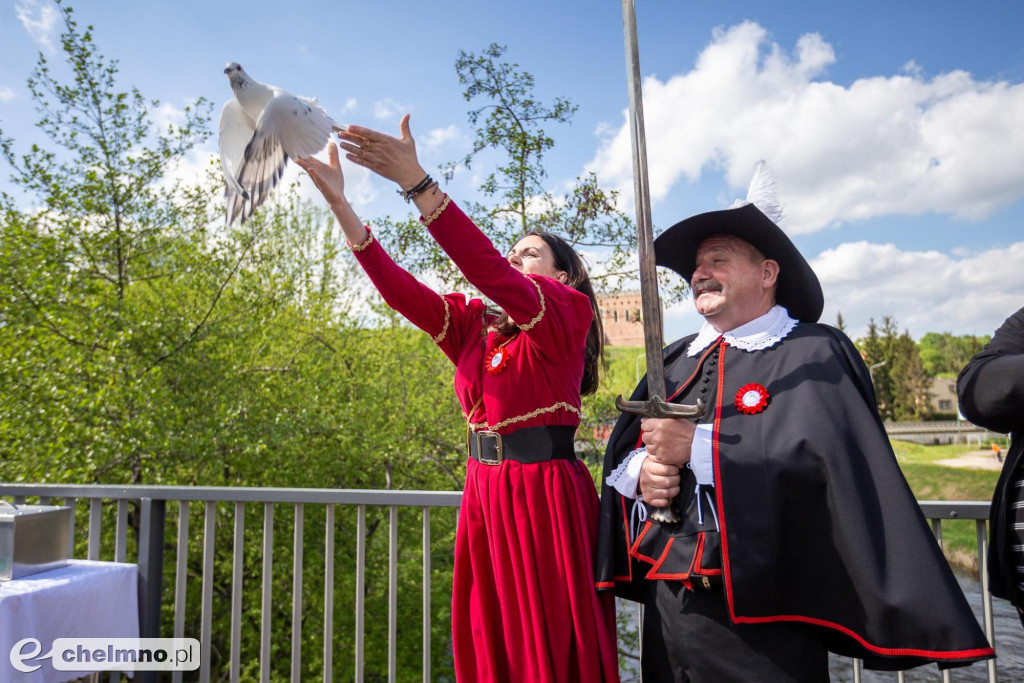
219, 62, 338, 225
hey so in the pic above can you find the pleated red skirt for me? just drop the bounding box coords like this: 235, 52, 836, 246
452, 457, 620, 682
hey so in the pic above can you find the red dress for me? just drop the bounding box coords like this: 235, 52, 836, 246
354, 200, 619, 682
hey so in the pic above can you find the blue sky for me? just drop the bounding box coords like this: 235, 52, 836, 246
2, 0, 1023, 341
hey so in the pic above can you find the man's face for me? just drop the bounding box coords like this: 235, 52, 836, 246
692, 235, 778, 332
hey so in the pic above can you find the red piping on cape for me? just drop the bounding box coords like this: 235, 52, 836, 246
714, 342, 995, 661
732, 613, 993, 659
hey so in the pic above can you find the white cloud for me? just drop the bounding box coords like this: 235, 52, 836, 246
587, 21, 1024, 234
420, 124, 461, 150
151, 102, 186, 131
659, 239, 1024, 342
812, 240, 1024, 339
155, 149, 220, 195
372, 98, 406, 121
15, 0, 59, 53
0, 86, 15, 103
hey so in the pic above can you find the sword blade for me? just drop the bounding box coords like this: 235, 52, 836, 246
621, 0, 667, 400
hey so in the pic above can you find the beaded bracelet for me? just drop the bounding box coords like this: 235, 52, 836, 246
397, 174, 435, 203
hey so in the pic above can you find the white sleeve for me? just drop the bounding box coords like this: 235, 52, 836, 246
689, 423, 715, 486
606, 447, 649, 500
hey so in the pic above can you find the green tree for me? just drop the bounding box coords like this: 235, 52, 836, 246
376, 44, 636, 295
919, 331, 990, 377
890, 330, 932, 421
856, 316, 933, 421
859, 318, 894, 419
0, 1, 217, 483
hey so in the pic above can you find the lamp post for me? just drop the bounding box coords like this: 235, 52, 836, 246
868, 360, 886, 385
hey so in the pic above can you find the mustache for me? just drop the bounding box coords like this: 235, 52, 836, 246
693, 280, 722, 296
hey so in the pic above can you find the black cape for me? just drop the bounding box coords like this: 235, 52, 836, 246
957, 306, 1024, 626
596, 323, 994, 670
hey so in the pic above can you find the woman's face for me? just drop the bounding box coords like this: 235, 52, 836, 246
507, 235, 567, 283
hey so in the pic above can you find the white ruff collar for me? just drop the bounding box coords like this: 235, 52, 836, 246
687, 305, 798, 357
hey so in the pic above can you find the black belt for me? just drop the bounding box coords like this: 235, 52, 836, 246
468, 425, 577, 465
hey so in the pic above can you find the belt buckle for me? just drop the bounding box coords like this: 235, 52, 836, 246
476, 430, 503, 465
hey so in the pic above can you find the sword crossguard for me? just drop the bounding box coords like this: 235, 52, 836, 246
613, 396, 706, 524
614, 395, 706, 419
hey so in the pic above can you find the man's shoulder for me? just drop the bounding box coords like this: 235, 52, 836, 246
785, 322, 856, 350
665, 333, 698, 356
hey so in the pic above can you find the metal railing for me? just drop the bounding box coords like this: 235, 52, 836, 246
0, 484, 461, 683
0, 485, 999, 682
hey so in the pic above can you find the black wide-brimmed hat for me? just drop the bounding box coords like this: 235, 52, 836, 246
654, 201, 824, 323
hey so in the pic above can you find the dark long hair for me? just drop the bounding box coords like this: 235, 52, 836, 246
491, 231, 605, 396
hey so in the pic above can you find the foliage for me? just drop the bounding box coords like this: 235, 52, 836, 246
834, 310, 847, 334
856, 316, 932, 421
378, 44, 637, 297
919, 331, 990, 377
0, 5, 466, 678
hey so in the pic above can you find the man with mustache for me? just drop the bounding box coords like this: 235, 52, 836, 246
596, 185, 994, 681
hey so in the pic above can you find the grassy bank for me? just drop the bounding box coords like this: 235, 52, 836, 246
892, 441, 1000, 576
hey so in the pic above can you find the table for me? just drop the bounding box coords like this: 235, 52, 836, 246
0, 560, 139, 683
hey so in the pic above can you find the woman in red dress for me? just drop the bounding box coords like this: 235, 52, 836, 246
297, 115, 619, 682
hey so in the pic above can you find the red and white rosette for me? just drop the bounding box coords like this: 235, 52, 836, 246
734, 383, 769, 415
485, 345, 511, 375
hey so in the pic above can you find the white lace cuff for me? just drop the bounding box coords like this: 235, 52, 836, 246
606, 447, 648, 500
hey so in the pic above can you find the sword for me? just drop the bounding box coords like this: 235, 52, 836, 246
617, 0, 705, 523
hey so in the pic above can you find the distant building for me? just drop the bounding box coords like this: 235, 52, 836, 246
929, 376, 958, 417
598, 291, 647, 347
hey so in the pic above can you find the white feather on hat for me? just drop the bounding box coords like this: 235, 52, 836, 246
730, 160, 784, 224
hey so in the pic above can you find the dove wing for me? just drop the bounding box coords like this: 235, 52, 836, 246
219, 99, 256, 224
233, 92, 336, 224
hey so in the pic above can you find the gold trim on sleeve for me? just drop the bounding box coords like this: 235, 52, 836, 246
432, 298, 451, 344
420, 195, 452, 227
517, 278, 546, 332
349, 230, 374, 252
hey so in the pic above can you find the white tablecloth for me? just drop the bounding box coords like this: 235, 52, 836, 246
0, 560, 139, 683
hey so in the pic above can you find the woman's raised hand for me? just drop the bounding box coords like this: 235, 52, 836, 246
337, 114, 427, 191
295, 143, 346, 208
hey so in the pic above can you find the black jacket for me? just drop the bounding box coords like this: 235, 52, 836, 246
598, 322, 994, 670
957, 306, 1024, 625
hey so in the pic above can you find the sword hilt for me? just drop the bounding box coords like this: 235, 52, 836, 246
614, 395, 706, 524
614, 395, 705, 419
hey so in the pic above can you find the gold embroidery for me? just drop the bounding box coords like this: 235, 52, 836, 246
350, 230, 374, 252
484, 402, 581, 432
421, 195, 452, 227
517, 278, 546, 332
432, 298, 451, 344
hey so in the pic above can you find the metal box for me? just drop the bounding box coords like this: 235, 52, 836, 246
0, 504, 72, 581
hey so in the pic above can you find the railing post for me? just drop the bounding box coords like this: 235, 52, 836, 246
137, 497, 166, 683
